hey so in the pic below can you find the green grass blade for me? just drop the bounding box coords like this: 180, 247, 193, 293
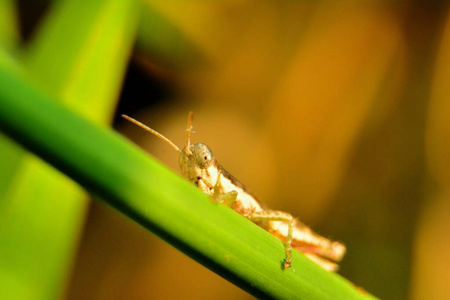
0, 1, 140, 299
0, 66, 378, 300
0, 1, 24, 198
0, 52, 25, 199
24, 0, 140, 124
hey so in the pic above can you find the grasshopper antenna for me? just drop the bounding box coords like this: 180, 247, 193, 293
185, 112, 194, 155
122, 115, 181, 153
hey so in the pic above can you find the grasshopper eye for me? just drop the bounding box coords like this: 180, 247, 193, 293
193, 143, 214, 168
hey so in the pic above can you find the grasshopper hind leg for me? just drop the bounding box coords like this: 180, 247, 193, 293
210, 171, 295, 269
245, 210, 294, 269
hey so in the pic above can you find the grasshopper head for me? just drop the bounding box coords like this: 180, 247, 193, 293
192, 143, 214, 168
122, 113, 217, 187
179, 143, 214, 184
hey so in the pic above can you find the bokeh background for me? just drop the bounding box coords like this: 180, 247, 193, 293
1, 1, 450, 299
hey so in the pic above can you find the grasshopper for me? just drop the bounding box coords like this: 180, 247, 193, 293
122, 113, 346, 271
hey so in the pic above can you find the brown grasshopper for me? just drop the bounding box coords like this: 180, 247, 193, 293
122, 113, 346, 271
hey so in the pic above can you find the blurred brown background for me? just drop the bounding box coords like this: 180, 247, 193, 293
18, 1, 450, 299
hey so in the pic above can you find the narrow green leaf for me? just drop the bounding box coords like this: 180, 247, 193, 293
0, 65, 378, 300
24, 0, 140, 124
0, 0, 24, 198
0, 1, 140, 300
0, 51, 27, 214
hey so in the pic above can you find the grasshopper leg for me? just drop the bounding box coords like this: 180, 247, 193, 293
204, 171, 294, 269
199, 172, 238, 207
211, 172, 238, 207
245, 210, 294, 269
